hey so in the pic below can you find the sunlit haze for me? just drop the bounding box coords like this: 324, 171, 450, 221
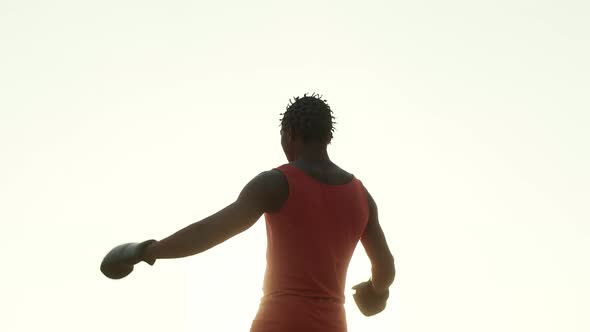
1, 1, 588, 331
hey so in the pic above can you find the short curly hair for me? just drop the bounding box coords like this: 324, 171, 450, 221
279, 92, 337, 145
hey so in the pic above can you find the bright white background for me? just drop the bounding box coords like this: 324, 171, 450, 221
1, 1, 588, 331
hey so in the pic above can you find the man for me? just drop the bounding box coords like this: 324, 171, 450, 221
101, 92, 396, 331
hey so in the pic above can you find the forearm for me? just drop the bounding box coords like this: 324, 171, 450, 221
144, 205, 238, 260
370, 255, 395, 292
144, 222, 207, 260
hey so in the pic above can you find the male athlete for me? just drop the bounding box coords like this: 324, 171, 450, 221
101, 92, 396, 331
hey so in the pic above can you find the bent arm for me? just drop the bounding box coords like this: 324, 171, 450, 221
361, 187, 395, 292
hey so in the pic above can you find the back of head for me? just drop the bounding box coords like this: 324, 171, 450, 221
279, 92, 337, 145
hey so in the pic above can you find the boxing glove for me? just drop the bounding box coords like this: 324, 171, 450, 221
352, 279, 389, 316
100, 239, 157, 279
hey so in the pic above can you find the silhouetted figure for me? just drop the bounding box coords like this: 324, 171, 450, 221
101, 93, 396, 331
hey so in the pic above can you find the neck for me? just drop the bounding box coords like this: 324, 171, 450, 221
295, 144, 331, 164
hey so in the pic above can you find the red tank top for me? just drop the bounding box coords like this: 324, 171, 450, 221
251, 163, 370, 332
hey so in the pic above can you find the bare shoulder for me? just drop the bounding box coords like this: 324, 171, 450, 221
332, 163, 355, 179
265, 168, 288, 187
248, 169, 288, 192
362, 184, 377, 210
258, 169, 289, 212
237, 169, 288, 213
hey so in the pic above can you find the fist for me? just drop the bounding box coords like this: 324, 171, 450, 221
100, 239, 157, 279
352, 279, 389, 316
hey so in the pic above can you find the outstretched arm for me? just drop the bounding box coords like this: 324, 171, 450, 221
143, 170, 281, 261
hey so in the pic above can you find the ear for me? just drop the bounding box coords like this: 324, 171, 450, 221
283, 130, 294, 143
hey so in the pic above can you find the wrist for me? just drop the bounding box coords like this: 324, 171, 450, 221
369, 279, 390, 296
141, 239, 159, 265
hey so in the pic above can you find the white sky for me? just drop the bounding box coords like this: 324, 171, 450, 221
1, 1, 588, 331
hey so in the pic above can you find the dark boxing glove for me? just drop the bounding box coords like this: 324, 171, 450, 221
100, 239, 157, 279
352, 279, 390, 316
